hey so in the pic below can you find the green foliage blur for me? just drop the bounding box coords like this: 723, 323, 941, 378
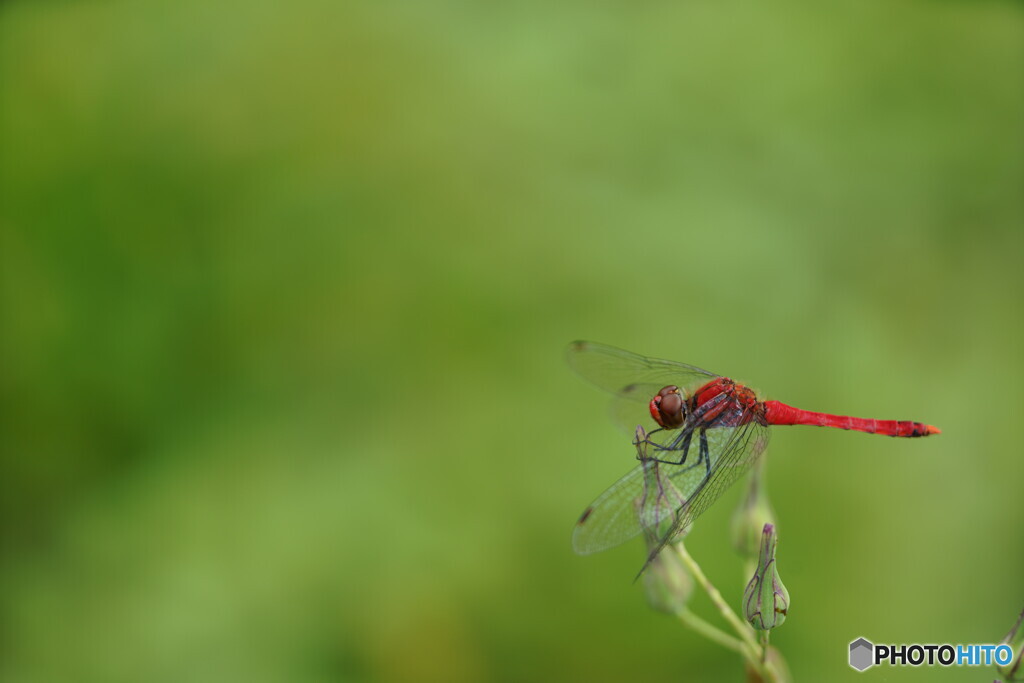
2, 0, 1022, 681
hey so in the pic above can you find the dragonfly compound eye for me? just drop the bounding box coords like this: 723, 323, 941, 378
650, 385, 686, 429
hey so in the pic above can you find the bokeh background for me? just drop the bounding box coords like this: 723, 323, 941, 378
2, 0, 1022, 681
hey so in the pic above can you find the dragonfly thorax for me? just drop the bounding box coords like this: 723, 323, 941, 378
649, 385, 686, 429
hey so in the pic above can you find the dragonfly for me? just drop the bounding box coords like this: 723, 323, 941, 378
567, 341, 940, 573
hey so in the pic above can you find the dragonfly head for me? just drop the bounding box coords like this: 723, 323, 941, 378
650, 385, 686, 429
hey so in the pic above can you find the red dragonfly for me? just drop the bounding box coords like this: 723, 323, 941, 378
568, 341, 940, 570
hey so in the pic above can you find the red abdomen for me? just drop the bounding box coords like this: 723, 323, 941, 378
763, 401, 940, 437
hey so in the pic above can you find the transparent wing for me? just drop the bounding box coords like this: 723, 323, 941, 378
678, 421, 770, 531
572, 417, 770, 558
572, 458, 697, 555
571, 463, 647, 555
640, 416, 771, 572
567, 341, 719, 398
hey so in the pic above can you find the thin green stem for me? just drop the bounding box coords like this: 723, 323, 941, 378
675, 608, 745, 653
672, 542, 780, 682
672, 543, 759, 650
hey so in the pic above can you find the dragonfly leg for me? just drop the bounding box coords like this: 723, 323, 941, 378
641, 391, 729, 462
633, 428, 663, 462
650, 428, 711, 470
632, 426, 664, 448
641, 429, 694, 466
699, 428, 711, 481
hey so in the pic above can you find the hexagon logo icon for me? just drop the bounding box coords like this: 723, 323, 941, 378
849, 637, 874, 671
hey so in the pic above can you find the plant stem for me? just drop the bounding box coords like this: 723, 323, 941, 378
672, 543, 759, 651
672, 542, 780, 682
675, 608, 745, 653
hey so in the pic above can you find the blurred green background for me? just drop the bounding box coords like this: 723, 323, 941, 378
2, 0, 1022, 681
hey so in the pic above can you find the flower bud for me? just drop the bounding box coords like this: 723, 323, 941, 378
643, 540, 693, 614
997, 607, 1024, 681
743, 523, 789, 630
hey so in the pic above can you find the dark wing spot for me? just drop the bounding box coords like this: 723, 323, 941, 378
578, 507, 593, 525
